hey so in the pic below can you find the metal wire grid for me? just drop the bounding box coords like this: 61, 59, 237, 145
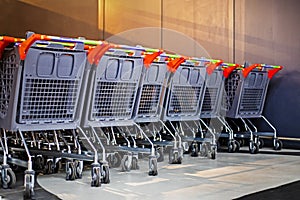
137, 84, 162, 116
168, 85, 202, 116
18, 78, 79, 123
0, 53, 18, 118
201, 87, 219, 112
92, 81, 137, 120
223, 71, 240, 111
238, 88, 264, 114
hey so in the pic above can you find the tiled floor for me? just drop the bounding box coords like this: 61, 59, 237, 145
37, 149, 300, 200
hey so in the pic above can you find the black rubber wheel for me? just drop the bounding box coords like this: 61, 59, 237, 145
234, 140, 240, 152
54, 159, 62, 173
108, 153, 122, 168
23, 175, 34, 200
101, 165, 110, 184
190, 142, 199, 157
210, 146, 217, 160
121, 155, 131, 172
258, 138, 264, 149
75, 160, 83, 179
1, 168, 16, 189
156, 147, 164, 162
46, 160, 54, 174
131, 157, 139, 170
34, 156, 45, 171
274, 139, 283, 150
228, 141, 235, 153
199, 143, 208, 157
249, 142, 259, 154
148, 157, 158, 176
66, 162, 76, 181
169, 149, 178, 164
91, 167, 101, 187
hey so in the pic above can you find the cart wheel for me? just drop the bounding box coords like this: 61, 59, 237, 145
156, 147, 164, 162
24, 175, 34, 200
66, 162, 76, 181
34, 156, 45, 171
1, 168, 16, 189
101, 165, 110, 184
190, 142, 199, 157
227, 141, 235, 153
200, 143, 208, 157
75, 160, 83, 179
46, 160, 54, 174
210, 146, 217, 160
108, 153, 122, 168
148, 156, 158, 176
274, 139, 283, 150
121, 155, 131, 172
131, 157, 139, 170
54, 159, 62, 173
234, 140, 240, 152
249, 142, 259, 154
91, 164, 101, 187
258, 138, 264, 149
169, 148, 179, 164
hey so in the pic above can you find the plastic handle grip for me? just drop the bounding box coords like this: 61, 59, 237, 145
223, 65, 238, 78
167, 57, 185, 73
206, 60, 223, 75
242, 64, 260, 78
87, 43, 112, 65
143, 51, 163, 68
268, 66, 283, 79
0, 36, 24, 59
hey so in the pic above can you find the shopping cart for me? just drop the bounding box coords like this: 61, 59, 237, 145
161, 56, 209, 164
80, 44, 164, 176
0, 33, 93, 198
220, 63, 283, 153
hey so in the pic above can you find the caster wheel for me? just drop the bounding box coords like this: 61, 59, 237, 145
156, 147, 164, 162
234, 140, 240, 152
199, 143, 208, 157
54, 159, 62, 173
1, 167, 16, 189
249, 142, 259, 154
190, 142, 199, 157
101, 165, 110, 184
108, 153, 122, 168
34, 156, 44, 171
23, 172, 35, 200
169, 148, 178, 164
131, 157, 139, 170
75, 160, 83, 179
66, 162, 76, 181
258, 138, 264, 149
91, 164, 101, 187
121, 155, 131, 172
228, 141, 236, 153
46, 160, 54, 174
148, 156, 158, 176
274, 139, 283, 150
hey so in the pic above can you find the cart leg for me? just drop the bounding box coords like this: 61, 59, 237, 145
65, 160, 76, 181
131, 152, 140, 169
148, 155, 158, 176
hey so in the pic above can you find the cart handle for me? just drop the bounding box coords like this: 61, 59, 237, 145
166, 57, 186, 72
206, 60, 223, 75
87, 42, 113, 65
221, 63, 240, 78
18, 33, 87, 60
0, 36, 24, 59
261, 64, 283, 79
143, 51, 163, 68
242, 64, 260, 78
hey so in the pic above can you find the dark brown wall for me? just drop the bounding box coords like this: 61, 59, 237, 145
0, 0, 99, 39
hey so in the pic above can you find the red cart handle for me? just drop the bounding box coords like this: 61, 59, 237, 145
0, 36, 24, 59
87, 42, 112, 65
222, 63, 240, 78
167, 57, 186, 73
242, 64, 260, 78
143, 51, 163, 68
206, 60, 223, 75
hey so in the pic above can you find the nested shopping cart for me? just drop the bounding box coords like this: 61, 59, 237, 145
161, 56, 210, 163
80, 44, 164, 176
220, 63, 283, 154
0, 33, 98, 198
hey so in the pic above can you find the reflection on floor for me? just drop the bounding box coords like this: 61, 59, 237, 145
35, 149, 300, 200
